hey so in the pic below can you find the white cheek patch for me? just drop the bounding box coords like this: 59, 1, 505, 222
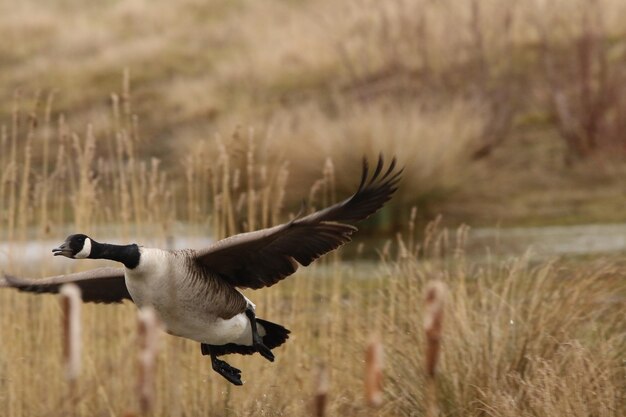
75, 238, 92, 259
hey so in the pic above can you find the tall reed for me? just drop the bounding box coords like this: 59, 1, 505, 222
364, 336, 384, 408
60, 283, 82, 383
60, 283, 82, 417
137, 307, 160, 416
313, 364, 329, 417
423, 281, 446, 417
0, 80, 624, 417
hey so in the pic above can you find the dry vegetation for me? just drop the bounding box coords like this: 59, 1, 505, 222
0, 212, 624, 416
0, 90, 624, 416
1, 0, 626, 225
1, 1, 626, 416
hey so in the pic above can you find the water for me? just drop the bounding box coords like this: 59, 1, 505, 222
1, 223, 625, 267
469, 223, 626, 256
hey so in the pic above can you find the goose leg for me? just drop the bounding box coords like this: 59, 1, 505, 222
245, 306, 275, 362
200, 343, 243, 386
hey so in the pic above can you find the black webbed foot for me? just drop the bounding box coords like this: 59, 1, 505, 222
212, 357, 243, 385
201, 343, 244, 386
245, 306, 275, 362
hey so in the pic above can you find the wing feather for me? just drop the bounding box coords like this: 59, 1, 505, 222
2, 267, 132, 304
195, 156, 401, 289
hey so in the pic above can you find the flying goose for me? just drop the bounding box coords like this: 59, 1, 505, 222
1, 156, 402, 385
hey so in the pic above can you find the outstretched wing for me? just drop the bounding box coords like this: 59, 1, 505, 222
195, 155, 402, 289
2, 267, 132, 304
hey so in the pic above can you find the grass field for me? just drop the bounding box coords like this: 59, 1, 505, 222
1, 0, 626, 416
0, 129, 624, 415
1, 226, 625, 416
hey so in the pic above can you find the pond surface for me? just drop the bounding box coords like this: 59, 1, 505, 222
469, 223, 626, 257
1, 223, 625, 267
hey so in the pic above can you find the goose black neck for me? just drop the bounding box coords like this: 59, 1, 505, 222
90, 242, 140, 269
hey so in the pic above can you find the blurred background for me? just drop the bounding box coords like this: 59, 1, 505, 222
0, 1, 625, 416
2, 0, 625, 233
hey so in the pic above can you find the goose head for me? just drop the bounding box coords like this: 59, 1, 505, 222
53, 234, 93, 259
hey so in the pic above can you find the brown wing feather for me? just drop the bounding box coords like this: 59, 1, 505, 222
300, 155, 402, 224
195, 155, 402, 289
3, 267, 132, 304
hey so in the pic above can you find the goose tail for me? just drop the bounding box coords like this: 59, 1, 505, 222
257, 318, 291, 349
207, 319, 291, 357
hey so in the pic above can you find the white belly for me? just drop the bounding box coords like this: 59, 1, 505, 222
124, 248, 254, 346
164, 312, 254, 346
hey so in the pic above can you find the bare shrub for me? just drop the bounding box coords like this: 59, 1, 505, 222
538, 0, 626, 159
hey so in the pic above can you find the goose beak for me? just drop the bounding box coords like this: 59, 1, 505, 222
52, 242, 72, 257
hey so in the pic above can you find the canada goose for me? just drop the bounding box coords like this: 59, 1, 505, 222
2, 156, 401, 385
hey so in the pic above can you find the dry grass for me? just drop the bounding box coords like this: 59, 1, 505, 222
0, 98, 624, 415
0, 223, 624, 416
1, 1, 626, 415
